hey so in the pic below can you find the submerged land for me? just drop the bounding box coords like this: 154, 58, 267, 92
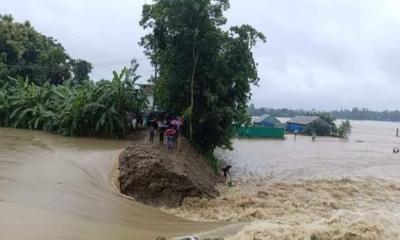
114, 120, 400, 239
2, 1, 400, 240
1, 120, 400, 240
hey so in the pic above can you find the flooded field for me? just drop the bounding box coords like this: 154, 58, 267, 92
168, 120, 400, 239
2, 120, 400, 240
0, 128, 223, 240
217, 120, 400, 181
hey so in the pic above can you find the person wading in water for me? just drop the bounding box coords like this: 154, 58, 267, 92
221, 165, 232, 182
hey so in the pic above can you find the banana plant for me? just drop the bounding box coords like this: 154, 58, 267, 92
7, 77, 53, 129
1, 66, 147, 138
0, 84, 10, 126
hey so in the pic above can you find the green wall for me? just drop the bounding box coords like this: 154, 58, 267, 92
236, 126, 285, 138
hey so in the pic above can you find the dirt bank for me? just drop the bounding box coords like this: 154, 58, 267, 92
118, 132, 222, 207
165, 178, 400, 239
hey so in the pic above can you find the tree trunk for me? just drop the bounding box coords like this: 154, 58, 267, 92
190, 53, 198, 140
189, 30, 199, 140
153, 63, 158, 110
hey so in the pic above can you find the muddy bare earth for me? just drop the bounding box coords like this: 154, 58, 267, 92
118, 133, 222, 207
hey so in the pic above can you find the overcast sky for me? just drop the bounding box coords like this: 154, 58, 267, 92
2, 0, 400, 111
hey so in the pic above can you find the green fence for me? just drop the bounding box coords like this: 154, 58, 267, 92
236, 126, 285, 139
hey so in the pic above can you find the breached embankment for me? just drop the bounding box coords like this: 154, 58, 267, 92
118, 135, 222, 207
0, 128, 228, 240
165, 177, 400, 239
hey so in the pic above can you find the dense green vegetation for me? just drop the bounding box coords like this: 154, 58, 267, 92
0, 15, 147, 137
140, 0, 265, 153
336, 120, 352, 139
0, 66, 147, 137
0, 14, 91, 85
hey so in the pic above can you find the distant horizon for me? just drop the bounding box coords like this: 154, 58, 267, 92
250, 104, 400, 113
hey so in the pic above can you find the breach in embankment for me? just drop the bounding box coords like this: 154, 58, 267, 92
0, 128, 230, 240
118, 134, 223, 207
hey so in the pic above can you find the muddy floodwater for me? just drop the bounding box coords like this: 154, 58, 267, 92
168, 120, 400, 239
0, 128, 223, 240
218, 120, 400, 181
3, 120, 400, 240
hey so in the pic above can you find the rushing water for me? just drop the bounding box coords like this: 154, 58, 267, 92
2, 120, 400, 240
169, 120, 400, 239
218, 120, 400, 181
0, 128, 222, 240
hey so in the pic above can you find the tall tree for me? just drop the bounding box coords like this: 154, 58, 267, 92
140, 0, 265, 153
71, 59, 92, 84
0, 14, 91, 85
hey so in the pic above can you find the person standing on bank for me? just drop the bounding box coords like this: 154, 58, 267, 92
159, 127, 165, 145
149, 126, 155, 144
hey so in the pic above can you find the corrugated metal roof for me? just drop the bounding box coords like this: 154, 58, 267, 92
138, 84, 154, 95
253, 114, 271, 123
287, 116, 320, 125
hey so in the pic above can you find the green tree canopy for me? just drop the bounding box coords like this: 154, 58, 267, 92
140, 0, 265, 153
71, 59, 93, 84
0, 14, 91, 85
337, 120, 352, 139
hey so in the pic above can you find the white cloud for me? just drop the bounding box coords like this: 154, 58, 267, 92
2, 0, 400, 110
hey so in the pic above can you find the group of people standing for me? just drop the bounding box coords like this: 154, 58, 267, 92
144, 112, 234, 184
147, 113, 182, 150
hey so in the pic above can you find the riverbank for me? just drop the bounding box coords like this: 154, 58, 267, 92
118, 131, 222, 207
165, 177, 400, 239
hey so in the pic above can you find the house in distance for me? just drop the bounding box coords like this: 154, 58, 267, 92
286, 116, 329, 133
253, 114, 282, 128
138, 84, 154, 110
237, 114, 284, 138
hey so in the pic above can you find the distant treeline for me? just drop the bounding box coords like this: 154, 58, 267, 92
249, 104, 400, 122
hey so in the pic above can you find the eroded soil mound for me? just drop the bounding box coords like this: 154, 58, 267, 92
119, 136, 222, 207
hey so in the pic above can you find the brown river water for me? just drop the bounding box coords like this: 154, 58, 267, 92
3, 120, 400, 240
169, 120, 400, 239
0, 128, 224, 240
217, 119, 400, 181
